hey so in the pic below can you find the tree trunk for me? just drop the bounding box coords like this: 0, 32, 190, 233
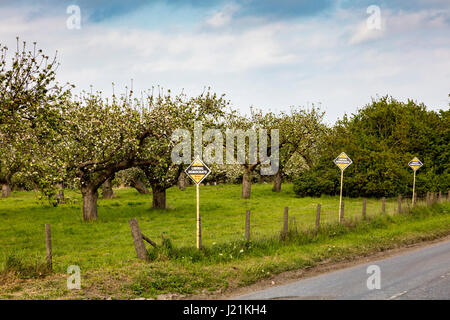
130, 178, 149, 194
178, 172, 186, 190
101, 178, 114, 199
242, 169, 252, 199
55, 183, 65, 203
81, 186, 98, 221
151, 185, 166, 209
272, 170, 282, 192
1, 183, 11, 198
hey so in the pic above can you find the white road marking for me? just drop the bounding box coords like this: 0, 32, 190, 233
388, 291, 408, 300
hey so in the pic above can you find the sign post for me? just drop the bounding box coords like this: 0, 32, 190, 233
185, 158, 211, 249
333, 152, 353, 223
408, 157, 423, 206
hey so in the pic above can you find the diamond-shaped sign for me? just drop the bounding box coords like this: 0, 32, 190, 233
408, 157, 423, 172
333, 152, 353, 171
185, 158, 211, 185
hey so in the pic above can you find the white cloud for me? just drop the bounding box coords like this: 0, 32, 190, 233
205, 4, 239, 28
0, 5, 448, 122
349, 22, 385, 45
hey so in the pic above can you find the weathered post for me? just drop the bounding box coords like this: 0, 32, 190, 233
426, 192, 430, 206
362, 199, 367, 220
129, 218, 148, 261
245, 210, 250, 241
339, 201, 345, 224
281, 207, 289, 239
197, 184, 202, 249
382, 197, 386, 214
315, 204, 321, 231
439, 191, 442, 203
397, 195, 402, 213
45, 224, 52, 271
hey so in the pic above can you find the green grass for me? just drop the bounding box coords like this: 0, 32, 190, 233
0, 183, 449, 299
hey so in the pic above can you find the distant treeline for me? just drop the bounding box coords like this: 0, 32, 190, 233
293, 96, 449, 198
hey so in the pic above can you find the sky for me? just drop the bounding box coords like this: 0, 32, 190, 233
0, 0, 449, 123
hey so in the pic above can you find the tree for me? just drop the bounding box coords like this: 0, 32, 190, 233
269, 106, 325, 193
137, 89, 229, 209
293, 96, 449, 198
231, 106, 326, 198
56, 91, 160, 221
115, 167, 150, 194
0, 39, 71, 197
224, 110, 258, 199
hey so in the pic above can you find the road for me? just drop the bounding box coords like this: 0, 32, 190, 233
235, 240, 450, 300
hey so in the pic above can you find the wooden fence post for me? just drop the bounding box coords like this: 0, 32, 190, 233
129, 218, 148, 261
45, 224, 52, 271
363, 199, 367, 220
245, 210, 250, 241
397, 195, 402, 213
315, 204, 321, 231
339, 201, 344, 223
439, 191, 442, 203
197, 215, 202, 249
426, 192, 430, 206
281, 207, 289, 239
382, 197, 386, 214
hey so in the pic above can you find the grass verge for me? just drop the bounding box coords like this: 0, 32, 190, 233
1, 200, 448, 299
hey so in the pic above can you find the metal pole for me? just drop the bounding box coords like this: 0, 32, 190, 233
339, 169, 344, 222
412, 170, 416, 206
196, 183, 201, 249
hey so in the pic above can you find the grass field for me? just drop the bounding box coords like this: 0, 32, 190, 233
0, 183, 449, 299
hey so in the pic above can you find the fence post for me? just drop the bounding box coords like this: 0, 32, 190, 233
362, 199, 367, 220
45, 224, 52, 271
439, 191, 442, 203
382, 197, 386, 214
245, 210, 250, 241
426, 192, 430, 206
315, 204, 321, 231
281, 207, 289, 239
339, 201, 345, 223
129, 218, 148, 261
430, 192, 434, 205
397, 195, 402, 213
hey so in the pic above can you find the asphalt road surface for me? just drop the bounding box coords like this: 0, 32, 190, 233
235, 240, 450, 300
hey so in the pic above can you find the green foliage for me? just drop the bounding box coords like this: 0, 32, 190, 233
294, 96, 449, 197
293, 169, 336, 197
0, 39, 72, 196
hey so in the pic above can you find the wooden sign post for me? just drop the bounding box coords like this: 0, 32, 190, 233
333, 152, 352, 223
408, 157, 423, 206
185, 158, 211, 249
